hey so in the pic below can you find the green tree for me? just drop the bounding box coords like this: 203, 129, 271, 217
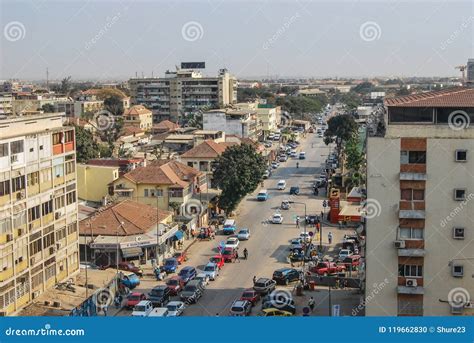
276, 96, 327, 120
104, 95, 124, 117
323, 114, 358, 145
74, 125, 99, 163
213, 144, 267, 214
41, 103, 55, 113
60, 76, 72, 95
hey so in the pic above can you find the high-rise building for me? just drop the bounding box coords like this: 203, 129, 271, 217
0, 113, 79, 315
366, 87, 474, 316
467, 58, 474, 85
129, 66, 237, 123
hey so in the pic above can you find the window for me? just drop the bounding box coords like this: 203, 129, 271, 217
27, 172, 39, 187
454, 189, 466, 201
144, 189, 149, 197
10, 140, 24, 154
452, 264, 464, 277
13, 211, 26, 228
42, 200, 53, 216
65, 161, 75, 174
0, 143, 8, 157
399, 227, 424, 240
28, 205, 41, 222
40, 169, 52, 183
455, 150, 467, 162
401, 189, 424, 201
29, 238, 42, 255
398, 264, 423, 277
0, 180, 10, 196
64, 130, 74, 143
0, 218, 12, 234
55, 196, 65, 209
52, 133, 62, 145
67, 222, 77, 235
398, 298, 423, 316
453, 227, 465, 240
56, 226, 67, 241
66, 191, 76, 205
43, 231, 55, 249
11, 176, 25, 192
54, 164, 64, 178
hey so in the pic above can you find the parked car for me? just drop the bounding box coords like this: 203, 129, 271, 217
202, 262, 219, 280
237, 228, 250, 240
120, 272, 140, 289
147, 307, 169, 317
178, 266, 197, 283
272, 213, 283, 224
209, 255, 225, 269
180, 280, 204, 303
272, 268, 300, 285
195, 273, 210, 287
261, 308, 293, 317
223, 219, 237, 235
277, 180, 287, 190
264, 141, 272, 148
289, 186, 300, 195
262, 298, 296, 314
131, 300, 153, 317
225, 237, 240, 250
342, 255, 361, 270
172, 251, 188, 264
299, 232, 311, 242
262, 170, 271, 179
230, 300, 252, 316
126, 292, 147, 309
148, 285, 171, 307
271, 161, 279, 169
166, 276, 185, 295
240, 289, 261, 305
299, 152, 306, 160
222, 247, 237, 262
310, 261, 346, 276
166, 301, 186, 316
281, 200, 290, 210
118, 262, 143, 277
289, 238, 302, 250
253, 278, 276, 295
279, 155, 288, 162
338, 249, 353, 260
305, 215, 319, 225
257, 190, 269, 201
163, 258, 179, 273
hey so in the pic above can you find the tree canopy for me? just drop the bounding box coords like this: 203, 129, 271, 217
41, 103, 55, 113
323, 114, 358, 145
74, 125, 99, 163
213, 144, 267, 214
276, 95, 327, 120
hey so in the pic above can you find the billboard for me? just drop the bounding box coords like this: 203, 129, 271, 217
181, 62, 205, 69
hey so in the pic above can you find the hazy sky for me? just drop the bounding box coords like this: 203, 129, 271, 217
1, 0, 473, 80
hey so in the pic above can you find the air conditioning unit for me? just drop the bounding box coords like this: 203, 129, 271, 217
18, 277, 27, 283
18, 228, 23, 236
49, 246, 55, 254
31, 256, 36, 265
406, 278, 417, 287
56, 242, 62, 250
464, 302, 473, 309
55, 212, 61, 220
6, 234, 13, 242
451, 305, 463, 314
394, 240, 406, 249
32, 291, 40, 299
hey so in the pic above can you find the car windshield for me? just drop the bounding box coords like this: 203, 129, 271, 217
210, 257, 219, 262
167, 279, 178, 286
255, 282, 266, 287
239, 230, 247, 234
165, 260, 175, 265
231, 306, 244, 312
317, 263, 326, 268
242, 292, 253, 298
151, 289, 164, 295
204, 266, 214, 271
223, 250, 232, 255
274, 271, 283, 277
129, 295, 140, 300
184, 286, 196, 292
179, 270, 189, 276
134, 305, 146, 312
167, 305, 177, 311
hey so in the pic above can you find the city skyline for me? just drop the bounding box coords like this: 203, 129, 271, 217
1, 0, 473, 81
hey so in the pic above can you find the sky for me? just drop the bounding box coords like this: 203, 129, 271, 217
1, 0, 473, 81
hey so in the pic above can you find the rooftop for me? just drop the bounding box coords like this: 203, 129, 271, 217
384, 87, 474, 107
181, 140, 236, 159
153, 119, 179, 131
123, 105, 152, 116
79, 200, 172, 236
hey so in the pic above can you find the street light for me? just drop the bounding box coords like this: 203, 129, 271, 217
116, 221, 125, 276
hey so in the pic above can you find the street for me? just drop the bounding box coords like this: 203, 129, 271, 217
117, 130, 362, 316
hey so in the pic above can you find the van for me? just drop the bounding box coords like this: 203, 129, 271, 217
223, 219, 237, 235
257, 190, 269, 201
132, 300, 153, 317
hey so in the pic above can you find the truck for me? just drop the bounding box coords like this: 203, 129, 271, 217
222, 219, 237, 235
309, 261, 346, 276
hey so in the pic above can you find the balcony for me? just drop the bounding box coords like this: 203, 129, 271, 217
399, 172, 427, 181
399, 210, 425, 219
398, 248, 426, 257
397, 285, 424, 295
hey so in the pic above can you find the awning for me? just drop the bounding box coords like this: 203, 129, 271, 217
173, 230, 184, 241
121, 247, 143, 258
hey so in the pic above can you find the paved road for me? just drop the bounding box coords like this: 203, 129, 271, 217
116, 129, 363, 317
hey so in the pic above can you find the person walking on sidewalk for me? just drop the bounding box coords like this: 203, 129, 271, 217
328, 232, 333, 245
295, 216, 300, 228
253, 276, 257, 284
235, 249, 240, 262
308, 296, 315, 312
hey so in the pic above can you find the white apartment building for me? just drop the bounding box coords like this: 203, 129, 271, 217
235, 101, 280, 134
202, 108, 259, 139
0, 113, 79, 315
467, 58, 474, 85
129, 66, 237, 123
366, 87, 474, 316
0, 93, 13, 115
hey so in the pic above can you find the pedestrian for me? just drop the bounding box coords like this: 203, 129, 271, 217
235, 249, 240, 262
253, 275, 257, 284
320, 211, 324, 220
328, 232, 333, 245
103, 304, 108, 317
308, 296, 315, 312
295, 216, 300, 228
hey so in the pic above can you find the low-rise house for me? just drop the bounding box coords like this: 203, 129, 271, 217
123, 105, 153, 131
202, 108, 259, 139
151, 120, 180, 134
77, 164, 120, 204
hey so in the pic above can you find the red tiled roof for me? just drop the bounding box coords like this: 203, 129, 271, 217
180, 140, 236, 158
121, 125, 145, 136
122, 160, 202, 187
384, 87, 474, 107
123, 105, 152, 116
79, 200, 172, 236
154, 120, 179, 130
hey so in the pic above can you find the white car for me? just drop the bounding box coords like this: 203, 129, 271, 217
300, 232, 311, 243
290, 149, 297, 157
277, 180, 287, 190
132, 300, 153, 317
338, 249, 353, 260
225, 237, 240, 249
147, 307, 169, 317
195, 273, 210, 286
203, 262, 219, 280
166, 301, 185, 317
272, 213, 283, 224
237, 228, 250, 240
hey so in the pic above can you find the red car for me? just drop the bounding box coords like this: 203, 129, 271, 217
118, 262, 143, 277
342, 255, 361, 270
166, 276, 185, 295
126, 292, 146, 309
310, 261, 346, 276
173, 251, 188, 264
209, 255, 225, 269
240, 289, 261, 305
222, 248, 237, 263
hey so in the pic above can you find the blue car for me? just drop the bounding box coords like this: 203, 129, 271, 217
120, 273, 140, 289
163, 258, 179, 273
178, 266, 197, 284
223, 219, 237, 235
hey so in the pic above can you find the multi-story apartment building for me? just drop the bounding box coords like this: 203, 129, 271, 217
202, 108, 260, 139
467, 58, 474, 85
123, 105, 153, 131
0, 113, 79, 315
234, 101, 280, 136
0, 93, 13, 115
129, 67, 237, 123
366, 87, 474, 316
